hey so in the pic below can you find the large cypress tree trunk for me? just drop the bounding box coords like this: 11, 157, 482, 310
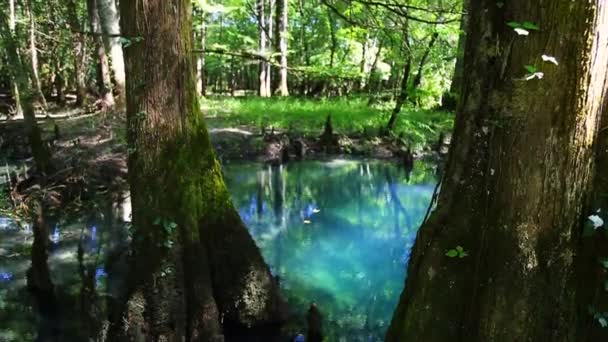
86, 0, 115, 108
96, 0, 126, 106
387, 1, 608, 341
107, 0, 283, 340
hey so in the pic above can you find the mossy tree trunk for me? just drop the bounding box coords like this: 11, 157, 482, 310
107, 0, 282, 340
387, 1, 608, 341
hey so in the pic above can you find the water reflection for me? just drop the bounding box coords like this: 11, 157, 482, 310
0, 199, 129, 341
223, 159, 436, 341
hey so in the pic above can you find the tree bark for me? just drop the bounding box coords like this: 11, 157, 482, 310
96, 0, 126, 106
0, 11, 52, 174
387, 1, 608, 341
446, 0, 469, 111
66, 0, 88, 106
107, 0, 283, 340
410, 32, 438, 105
86, 0, 115, 108
257, 0, 270, 97
386, 26, 411, 131
8, 0, 22, 117
26, 0, 48, 111
197, 1, 207, 97
266, 0, 274, 95
275, 0, 289, 96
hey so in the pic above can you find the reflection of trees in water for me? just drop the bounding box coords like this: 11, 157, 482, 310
225, 160, 436, 340
26, 202, 59, 341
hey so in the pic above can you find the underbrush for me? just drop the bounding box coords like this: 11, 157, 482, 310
201, 96, 454, 149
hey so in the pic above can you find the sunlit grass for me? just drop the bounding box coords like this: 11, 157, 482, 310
201, 96, 454, 148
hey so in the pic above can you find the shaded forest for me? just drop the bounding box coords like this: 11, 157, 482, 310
1, 0, 608, 341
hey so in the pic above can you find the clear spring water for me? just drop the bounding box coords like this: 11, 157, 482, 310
223, 159, 437, 340
0, 159, 436, 341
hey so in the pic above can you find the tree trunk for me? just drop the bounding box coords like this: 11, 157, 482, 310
67, 0, 88, 106
257, 0, 270, 97
26, 0, 48, 111
0, 12, 52, 174
275, 0, 289, 96
386, 27, 411, 131
266, 0, 274, 95
387, 1, 608, 341
8, 0, 22, 117
197, 2, 207, 97
86, 0, 115, 108
444, 0, 469, 111
107, 0, 283, 340
410, 32, 438, 105
96, 0, 126, 106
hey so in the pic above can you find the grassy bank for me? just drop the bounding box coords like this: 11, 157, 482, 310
202, 97, 454, 150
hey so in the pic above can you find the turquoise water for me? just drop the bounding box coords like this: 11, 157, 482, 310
223, 159, 436, 340
0, 159, 435, 341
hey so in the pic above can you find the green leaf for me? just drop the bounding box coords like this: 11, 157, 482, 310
507, 21, 521, 29
496, 1, 504, 8
524, 65, 537, 74
599, 317, 608, 328
169, 222, 178, 229
460, 251, 469, 258
153, 217, 161, 225
446, 249, 459, 258
583, 221, 596, 237
600, 258, 608, 269
456, 246, 464, 253
522, 21, 540, 31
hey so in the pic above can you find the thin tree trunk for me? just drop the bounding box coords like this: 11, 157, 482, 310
257, 0, 270, 97
86, 0, 115, 108
67, 0, 87, 106
444, 0, 469, 111
107, 0, 283, 339
0, 13, 51, 174
8, 0, 22, 117
358, 32, 369, 91
410, 32, 439, 105
387, 27, 411, 131
275, 0, 289, 96
298, 0, 309, 95
96, 0, 126, 106
197, 2, 207, 97
27, 0, 47, 110
387, 1, 608, 341
266, 0, 274, 96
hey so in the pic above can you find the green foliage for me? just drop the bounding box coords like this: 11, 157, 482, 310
507, 21, 540, 31
445, 245, 468, 258
203, 97, 453, 148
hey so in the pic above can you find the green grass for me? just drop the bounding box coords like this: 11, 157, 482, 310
201, 96, 454, 148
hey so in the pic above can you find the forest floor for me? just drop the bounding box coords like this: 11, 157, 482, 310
0, 98, 452, 217
205, 97, 453, 162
